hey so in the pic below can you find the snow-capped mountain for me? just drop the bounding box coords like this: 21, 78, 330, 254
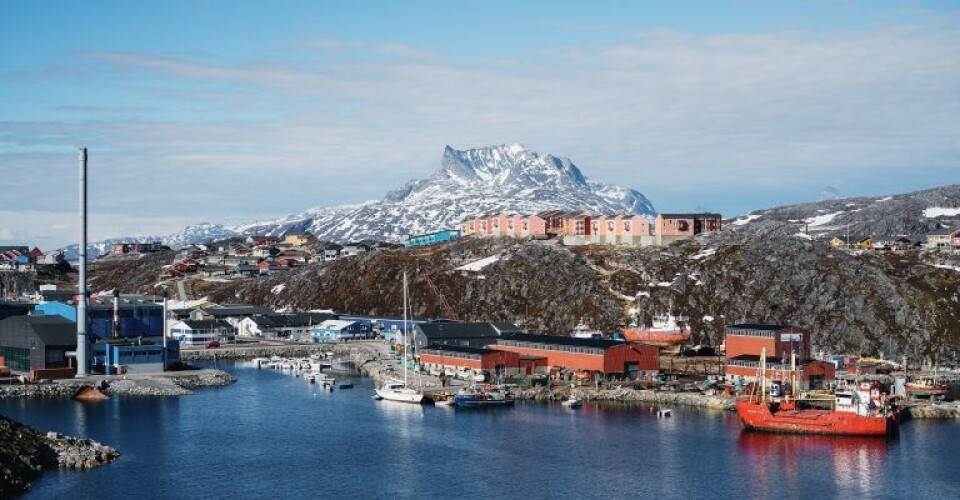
251, 144, 655, 242
727, 184, 960, 239
67, 144, 655, 256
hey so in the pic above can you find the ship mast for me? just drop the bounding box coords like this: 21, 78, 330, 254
403, 272, 408, 389
759, 347, 767, 403
790, 351, 797, 400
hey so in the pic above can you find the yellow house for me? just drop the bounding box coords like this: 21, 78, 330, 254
283, 234, 309, 246
856, 236, 873, 250
829, 237, 845, 248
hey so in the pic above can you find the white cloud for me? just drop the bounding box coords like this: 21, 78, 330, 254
4, 20, 959, 246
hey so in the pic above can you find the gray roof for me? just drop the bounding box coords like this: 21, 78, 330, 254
183, 319, 233, 330
255, 313, 332, 328
417, 322, 501, 340
1, 315, 77, 345
489, 322, 523, 334
499, 333, 626, 349
201, 305, 272, 317
927, 227, 957, 236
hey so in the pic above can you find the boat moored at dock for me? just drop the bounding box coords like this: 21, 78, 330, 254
622, 314, 691, 346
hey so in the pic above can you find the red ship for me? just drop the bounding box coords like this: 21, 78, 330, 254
622, 314, 691, 345
735, 349, 898, 437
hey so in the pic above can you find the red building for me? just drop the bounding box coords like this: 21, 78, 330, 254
491, 334, 659, 378
419, 345, 521, 378
724, 323, 834, 388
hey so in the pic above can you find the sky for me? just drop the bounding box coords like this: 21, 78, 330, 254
2, 1, 959, 249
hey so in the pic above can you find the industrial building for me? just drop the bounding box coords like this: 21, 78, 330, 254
491, 334, 659, 378
0, 315, 77, 379
414, 322, 519, 350
418, 345, 523, 381
723, 323, 835, 388
35, 299, 163, 338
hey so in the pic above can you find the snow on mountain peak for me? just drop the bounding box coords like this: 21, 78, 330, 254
71, 144, 656, 253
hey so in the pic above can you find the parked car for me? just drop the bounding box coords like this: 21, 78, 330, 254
206, 340, 221, 349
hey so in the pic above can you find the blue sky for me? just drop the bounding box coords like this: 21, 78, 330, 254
2, 1, 959, 248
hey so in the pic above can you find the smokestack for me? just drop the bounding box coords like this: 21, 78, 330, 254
113, 289, 121, 338
76, 147, 89, 377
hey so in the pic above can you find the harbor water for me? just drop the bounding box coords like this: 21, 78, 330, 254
2, 362, 958, 499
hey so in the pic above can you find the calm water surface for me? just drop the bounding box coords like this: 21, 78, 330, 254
2, 362, 958, 499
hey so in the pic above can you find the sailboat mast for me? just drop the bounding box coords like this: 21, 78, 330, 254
403, 272, 408, 388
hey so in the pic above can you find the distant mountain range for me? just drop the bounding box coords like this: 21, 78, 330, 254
64, 144, 656, 259
727, 184, 960, 240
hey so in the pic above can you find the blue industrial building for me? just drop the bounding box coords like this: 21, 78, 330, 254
91, 338, 180, 375
35, 300, 163, 339
404, 230, 461, 247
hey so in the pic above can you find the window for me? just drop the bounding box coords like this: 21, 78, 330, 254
0, 346, 30, 371
608, 221, 614, 232
592, 221, 598, 233
522, 220, 528, 231
624, 221, 631, 232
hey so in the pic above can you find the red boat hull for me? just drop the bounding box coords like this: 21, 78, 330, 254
735, 400, 895, 437
622, 329, 690, 345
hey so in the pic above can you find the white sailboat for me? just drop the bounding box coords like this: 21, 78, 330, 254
375, 272, 427, 404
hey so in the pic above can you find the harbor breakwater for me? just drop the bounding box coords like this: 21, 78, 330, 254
0, 369, 236, 399
0, 414, 119, 496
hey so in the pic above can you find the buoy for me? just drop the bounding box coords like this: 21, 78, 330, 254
73, 386, 109, 401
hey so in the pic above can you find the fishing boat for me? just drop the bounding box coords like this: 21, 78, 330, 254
735, 348, 897, 437
571, 319, 603, 339
905, 378, 950, 400
374, 272, 428, 405
622, 314, 691, 345
454, 386, 515, 408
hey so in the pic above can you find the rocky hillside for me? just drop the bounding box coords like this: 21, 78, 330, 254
728, 184, 960, 240
150, 235, 960, 363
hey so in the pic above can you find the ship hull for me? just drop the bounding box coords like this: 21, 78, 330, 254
622, 329, 691, 345
736, 400, 894, 437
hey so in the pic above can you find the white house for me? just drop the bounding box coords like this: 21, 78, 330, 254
168, 319, 236, 346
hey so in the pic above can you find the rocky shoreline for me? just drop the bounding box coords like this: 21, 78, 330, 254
0, 369, 237, 399
179, 343, 357, 361
512, 386, 736, 410
908, 401, 960, 419
0, 415, 119, 496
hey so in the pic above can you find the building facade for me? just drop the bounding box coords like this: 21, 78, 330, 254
491, 334, 659, 378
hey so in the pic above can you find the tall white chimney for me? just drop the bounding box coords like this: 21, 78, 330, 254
76, 147, 89, 377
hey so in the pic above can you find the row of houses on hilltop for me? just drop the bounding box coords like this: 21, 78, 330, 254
459, 211, 722, 247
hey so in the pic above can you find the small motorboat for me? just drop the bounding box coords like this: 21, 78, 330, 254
657, 408, 673, 418
338, 383, 354, 389
562, 395, 583, 408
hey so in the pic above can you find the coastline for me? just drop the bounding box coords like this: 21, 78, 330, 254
0, 414, 119, 496
0, 369, 237, 399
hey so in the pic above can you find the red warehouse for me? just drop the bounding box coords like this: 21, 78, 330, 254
419, 345, 522, 380
491, 334, 659, 378
724, 323, 833, 389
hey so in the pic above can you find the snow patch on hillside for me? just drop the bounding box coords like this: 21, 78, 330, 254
924, 207, 960, 218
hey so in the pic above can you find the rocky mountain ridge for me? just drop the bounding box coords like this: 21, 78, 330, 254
64, 144, 655, 259
727, 184, 960, 240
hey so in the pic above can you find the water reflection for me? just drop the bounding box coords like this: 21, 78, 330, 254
737, 431, 891, 496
